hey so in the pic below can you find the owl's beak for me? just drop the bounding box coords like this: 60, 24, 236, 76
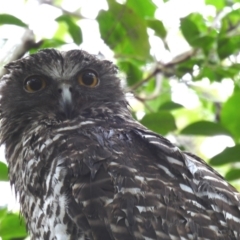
58, 83, 73, 119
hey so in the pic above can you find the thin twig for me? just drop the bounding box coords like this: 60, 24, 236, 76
134, 73, 163, 101
130, 68, 160, 91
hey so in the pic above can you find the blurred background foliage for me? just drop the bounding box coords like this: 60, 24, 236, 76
1, 0, 240, 239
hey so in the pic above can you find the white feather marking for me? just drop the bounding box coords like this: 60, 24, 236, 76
143, 134, 157, 139
61, 85, 72, 103
187, 211, 197, 217
56, 121, 94, 132
136, 206, 154, 213
185, 156, 198, 175
225, 212, 240, 223
211, 204, 220, 212
156, 231, 170, 238
167, 156, 184, 166
203, 175, 229, 187
108, 162, 119, 166
199, 192, 231, 205
156, 164, 175, 178
193, 179, 200, 185
169, 234, 181, 240
197, 166, 215, 175
104, 198, 113, 205
149, 140, 164, 146
52, 134, 63, 142
136, 206, 144, 213
209, 225, 219, 231
110, 224, 128, 233
219, 220, 227, 227
116, 216, 124, 223
179, 184, 194, 194
186, 199, 206, 210
120, 187, 141, 194
40, 139, 52, 152
143, 237, 155, 240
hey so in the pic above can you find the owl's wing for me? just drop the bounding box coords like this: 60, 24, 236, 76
68, 126, 240, 240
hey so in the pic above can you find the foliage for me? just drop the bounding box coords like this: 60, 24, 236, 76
1, 0, 240, 238
0, 208, 27, 240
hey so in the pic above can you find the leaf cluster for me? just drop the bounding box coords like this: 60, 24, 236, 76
1, 0, 240, 238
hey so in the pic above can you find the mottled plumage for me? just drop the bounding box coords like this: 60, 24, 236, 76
1, 49, 240, 240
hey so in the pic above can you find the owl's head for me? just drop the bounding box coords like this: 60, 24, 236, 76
0, 49, 127, 120
0, 49, 128, 143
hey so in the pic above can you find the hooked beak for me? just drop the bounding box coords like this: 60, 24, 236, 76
58, 83, 73, 119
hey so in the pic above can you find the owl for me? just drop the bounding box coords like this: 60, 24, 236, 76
1, 49, 240, 240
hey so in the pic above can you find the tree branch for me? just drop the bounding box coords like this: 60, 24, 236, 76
0, 30, 42, 78
129, 49, 197, 92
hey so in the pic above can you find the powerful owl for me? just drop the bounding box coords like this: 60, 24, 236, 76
1, 49, 240, 240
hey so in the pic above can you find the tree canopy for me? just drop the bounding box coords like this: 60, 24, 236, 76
1, 0, 240, 239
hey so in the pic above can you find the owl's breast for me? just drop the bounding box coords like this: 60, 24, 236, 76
13, 120, 102, 239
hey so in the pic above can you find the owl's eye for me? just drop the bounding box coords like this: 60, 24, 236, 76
24, 76, 46, 93
78, 70, 99, 87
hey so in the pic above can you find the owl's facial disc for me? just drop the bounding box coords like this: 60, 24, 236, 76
56, 70, 100, 119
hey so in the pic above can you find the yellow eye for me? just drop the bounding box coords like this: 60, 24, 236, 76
24, 76, 46, 93
78, 70, 99, 87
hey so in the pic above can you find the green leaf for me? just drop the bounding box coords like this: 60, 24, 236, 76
118, 60, 142, 86
225, 168, 240, 181
126, 0, 156, 18
221, 93, 240, 141
220, 8, 240, 35
97, 0, 151, 60
0, 14, 28, 27
217, 36, 240, 59
210, 145, 240, 166
40, 38, 66, 49
141, 111, 176, 135
0, 162, 8, 181
180, 121, 231, 136
176, 58, 204, 78
147, 19, 167, 39
0, 213, 27, 239
55, 15, 82, 45
0, 208, 7, 221
142, 78, 172, 112
218, 9, 240, 58
180, 13, 215, 51
197, 64, 240, 82
205, 0, 225, 10
30, 38, 66, 54
180, 13, 204, 43
158, 101, 184, 111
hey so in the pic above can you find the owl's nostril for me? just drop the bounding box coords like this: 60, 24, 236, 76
58, 89, 62, 94
69, 87, 73, 93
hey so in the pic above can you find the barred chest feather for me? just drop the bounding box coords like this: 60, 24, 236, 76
10, 119, 98, 239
